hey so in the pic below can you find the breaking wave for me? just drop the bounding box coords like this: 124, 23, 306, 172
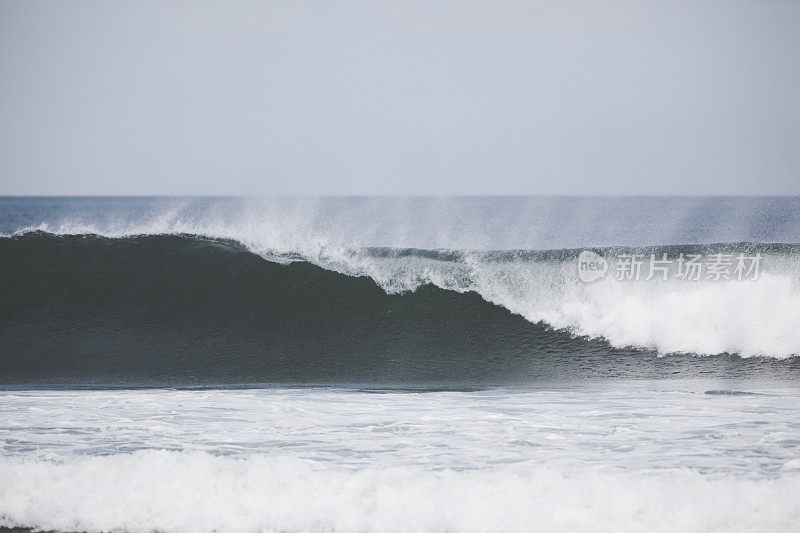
1, 231, 799, 386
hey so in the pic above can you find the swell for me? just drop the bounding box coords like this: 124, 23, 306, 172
0, 232, 798, 387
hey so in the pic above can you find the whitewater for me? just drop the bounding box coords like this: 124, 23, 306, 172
1, 388, 800, 533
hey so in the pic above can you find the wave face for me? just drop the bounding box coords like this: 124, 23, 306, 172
1, 231, 799, 386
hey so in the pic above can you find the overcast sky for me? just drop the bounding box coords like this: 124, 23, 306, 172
1, 0, 799, 195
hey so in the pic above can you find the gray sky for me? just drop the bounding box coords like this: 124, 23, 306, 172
1, 0, 799, 195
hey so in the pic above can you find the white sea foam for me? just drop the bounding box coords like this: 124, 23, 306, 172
2, 451, 800, 533
4, 388, 800, 473
1, 388, 800, 533
7, 197, 800, 358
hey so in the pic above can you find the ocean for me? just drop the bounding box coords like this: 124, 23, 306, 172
0, 196, 799, 532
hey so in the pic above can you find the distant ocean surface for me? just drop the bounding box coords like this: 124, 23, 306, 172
1, 196, 799, 532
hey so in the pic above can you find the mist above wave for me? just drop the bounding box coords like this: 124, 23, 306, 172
3, 196, 800, 250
